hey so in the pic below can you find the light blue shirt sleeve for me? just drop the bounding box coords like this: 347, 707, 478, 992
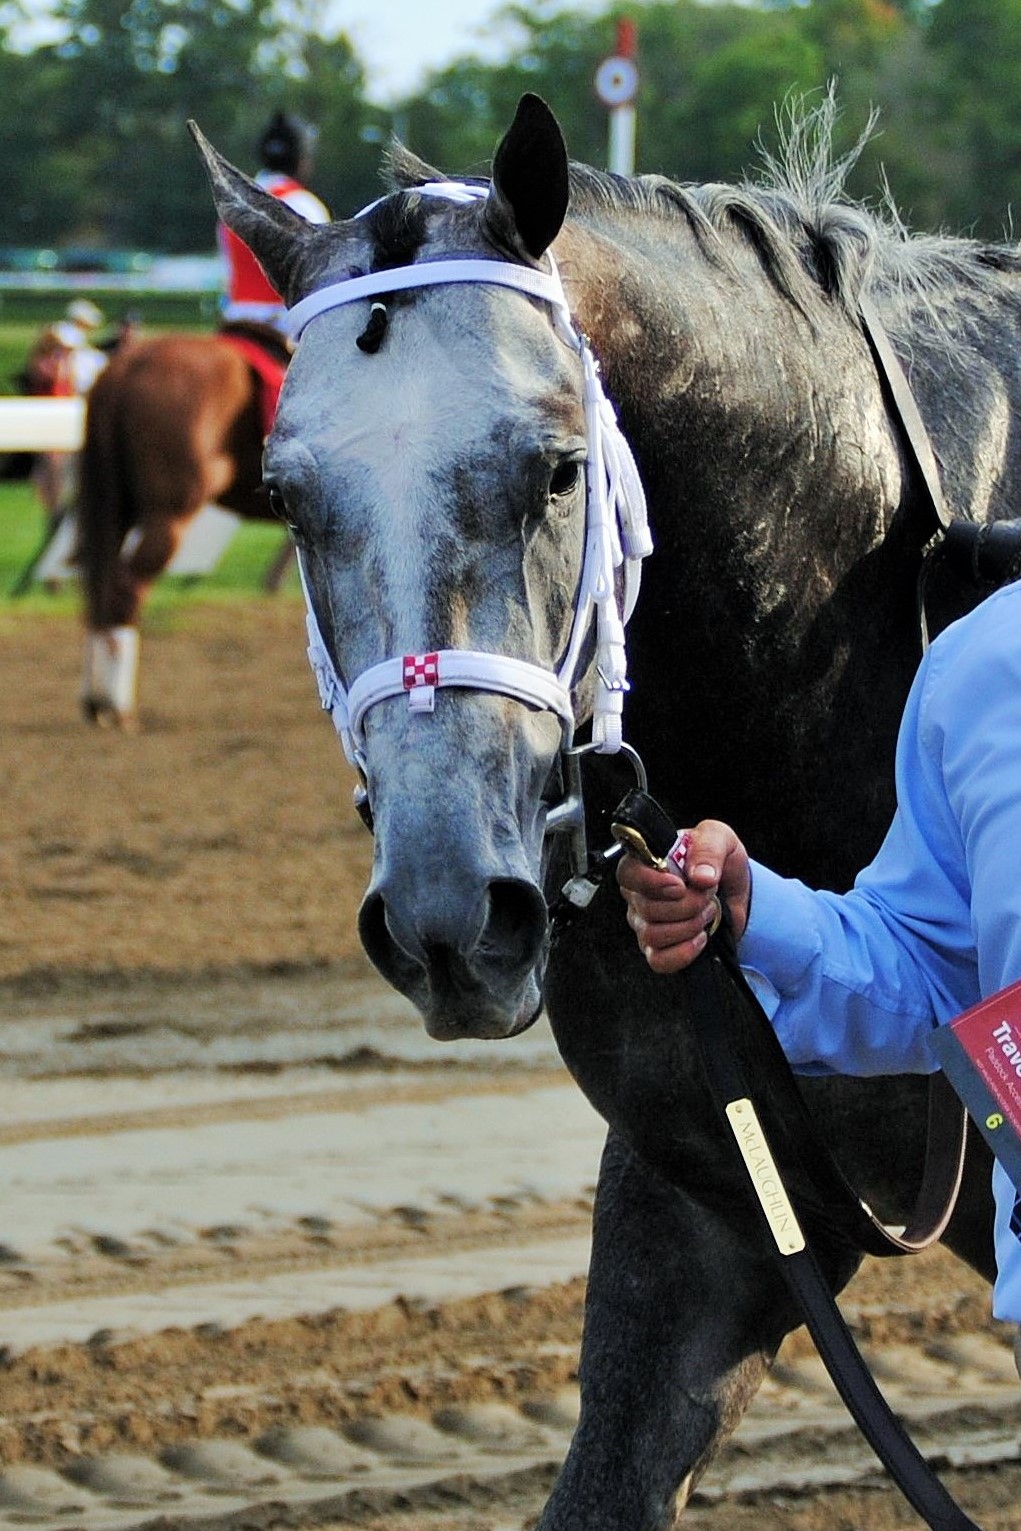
738, 581, 1021, 1078
736, 581, 1021, 1322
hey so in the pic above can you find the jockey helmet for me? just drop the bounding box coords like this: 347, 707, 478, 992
258, 111, 319, 177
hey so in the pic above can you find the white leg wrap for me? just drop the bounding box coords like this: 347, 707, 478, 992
82, 626, 140, 722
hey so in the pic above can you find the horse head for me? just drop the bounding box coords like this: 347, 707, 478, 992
191, 97, 644, 1041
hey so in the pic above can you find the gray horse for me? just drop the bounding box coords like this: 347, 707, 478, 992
194, 94, 1020, 1527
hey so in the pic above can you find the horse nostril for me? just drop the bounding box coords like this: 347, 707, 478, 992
359, 890, 408, 965
357, 874, 547, 1036
482, 880, 548, 968
360, 879, 547, 978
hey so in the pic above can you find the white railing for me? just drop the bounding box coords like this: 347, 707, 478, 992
1, 395, 298, 591
0, 397, 85, 451
1, 396, 242, 583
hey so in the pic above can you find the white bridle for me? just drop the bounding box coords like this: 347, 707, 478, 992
285, 182, 652, 771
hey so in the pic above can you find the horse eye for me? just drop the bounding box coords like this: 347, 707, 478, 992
549, 461, 582, 499
266, 485, 305, 545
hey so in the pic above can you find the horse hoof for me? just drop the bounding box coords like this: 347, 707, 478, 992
81, 696, 136, 731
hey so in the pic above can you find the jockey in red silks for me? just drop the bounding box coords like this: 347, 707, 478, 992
219, 111, 330, 333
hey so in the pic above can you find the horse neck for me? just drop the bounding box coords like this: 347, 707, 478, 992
566, 213, 911, 614
556, 213, 918, 884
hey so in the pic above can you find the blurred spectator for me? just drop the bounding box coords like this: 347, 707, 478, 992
22, 299, 109, 523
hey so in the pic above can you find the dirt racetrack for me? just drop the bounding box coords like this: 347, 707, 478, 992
2, 599, 1020, 1531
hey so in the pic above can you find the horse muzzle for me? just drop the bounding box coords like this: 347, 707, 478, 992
358, 866, 549, 1040
358, 838, 551, 1041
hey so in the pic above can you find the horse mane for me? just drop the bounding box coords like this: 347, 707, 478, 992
567, 93, 1021, 329
385, 97, 1021, 333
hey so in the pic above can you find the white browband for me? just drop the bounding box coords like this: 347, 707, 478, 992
288, 261, 573, 342
287, 182, 652, 769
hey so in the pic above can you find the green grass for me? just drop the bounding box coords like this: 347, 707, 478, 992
0, 295, 217, 394
0, 287, 217, 328
0, 480, 299, 617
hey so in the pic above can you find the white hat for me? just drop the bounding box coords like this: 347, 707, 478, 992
51, 321, 80, 347
66, 299, 104, 330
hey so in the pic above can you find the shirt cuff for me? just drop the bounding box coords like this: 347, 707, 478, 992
738, 861, 824, 996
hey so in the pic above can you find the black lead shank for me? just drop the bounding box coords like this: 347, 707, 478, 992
609, 786, 982, 1531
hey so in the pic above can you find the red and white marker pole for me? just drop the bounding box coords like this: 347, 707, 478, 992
594, 19, 638, 176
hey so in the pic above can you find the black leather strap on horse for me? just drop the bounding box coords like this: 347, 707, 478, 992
858, 292, 1021, 642
612, 787, 983, 1531
859, 293, 949, 539
612, 787, 967, 1258
686, 948, 981, 1531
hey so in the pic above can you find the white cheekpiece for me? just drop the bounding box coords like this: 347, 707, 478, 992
285, 182, 653, 769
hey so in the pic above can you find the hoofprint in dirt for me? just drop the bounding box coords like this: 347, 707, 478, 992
0, 1004, 1018, 1531
1, 980, 1019, 1531
2, 606, 1019, 1531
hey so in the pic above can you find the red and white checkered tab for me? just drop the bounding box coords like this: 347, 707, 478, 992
402, 652, 439, 713
665, 830, 691, 879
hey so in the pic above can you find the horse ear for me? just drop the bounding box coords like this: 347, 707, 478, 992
486, 94, 569, 261
188, 120, 318, 301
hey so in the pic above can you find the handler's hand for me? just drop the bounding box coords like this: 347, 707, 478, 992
616, 819, 752, 973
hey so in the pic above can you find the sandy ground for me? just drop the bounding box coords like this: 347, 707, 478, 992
2, 601, 1020, 1531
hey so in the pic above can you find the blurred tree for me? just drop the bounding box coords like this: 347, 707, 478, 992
393, 0, 1011, 244
798, 0, 906, 69
1, 0, 384, 250
0, 42, 83, 245
397, 1, 904, 185
628, 2, 826, 181
399, 3, 610, 175
925, 0, 1021, 236
286, 31, 392, 219
2, 0, 1020, 252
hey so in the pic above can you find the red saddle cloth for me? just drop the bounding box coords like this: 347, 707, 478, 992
216, 328, 290, 438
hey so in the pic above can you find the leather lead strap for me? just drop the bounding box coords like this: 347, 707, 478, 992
682, 944, 982, 1531
858, 293, 950, 536
611, 787, 968, 1258
711, 936, 968, 1259
611, 787, 982, 1529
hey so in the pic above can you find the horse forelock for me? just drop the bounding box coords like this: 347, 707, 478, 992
384, 139, 444, 192
366, 195, 430, 272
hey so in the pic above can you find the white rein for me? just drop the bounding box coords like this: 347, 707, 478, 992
285, 182, 652, 770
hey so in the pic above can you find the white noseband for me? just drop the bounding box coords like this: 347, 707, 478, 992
285, 183, 652, 769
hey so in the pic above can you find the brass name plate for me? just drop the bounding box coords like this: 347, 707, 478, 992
725, 1097, 806, 1256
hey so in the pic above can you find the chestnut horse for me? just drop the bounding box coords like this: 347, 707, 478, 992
76, 327, 286, 725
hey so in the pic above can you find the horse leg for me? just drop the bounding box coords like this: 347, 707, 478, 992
31, 451, 70, 531
537, 1130, 859, 1530
81, 517, 184, 728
